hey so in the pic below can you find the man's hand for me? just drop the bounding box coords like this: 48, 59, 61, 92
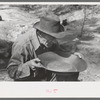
30, 58, 44, 69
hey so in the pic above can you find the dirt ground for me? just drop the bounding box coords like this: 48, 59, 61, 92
0, 5, 100, 81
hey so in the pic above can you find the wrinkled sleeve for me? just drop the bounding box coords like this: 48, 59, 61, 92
7, 43, 34, 80
7, 29, 40, 80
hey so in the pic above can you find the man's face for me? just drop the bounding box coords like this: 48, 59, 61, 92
37, 30, 58, 49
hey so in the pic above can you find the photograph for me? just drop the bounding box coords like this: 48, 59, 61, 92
0, 3, 100, 82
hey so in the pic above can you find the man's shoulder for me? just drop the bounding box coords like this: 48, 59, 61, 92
14, 28, 36, 46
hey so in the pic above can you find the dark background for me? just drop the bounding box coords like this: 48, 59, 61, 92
0, 0, 99, 2
0, 98, 99, 100
0, 98, 100, 100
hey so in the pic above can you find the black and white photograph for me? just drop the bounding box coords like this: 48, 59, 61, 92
0, 3, 100, 82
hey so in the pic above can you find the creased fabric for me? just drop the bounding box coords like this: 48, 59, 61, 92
7, 28, 40, 79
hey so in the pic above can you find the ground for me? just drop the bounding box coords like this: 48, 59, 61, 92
0, 5, 100, 81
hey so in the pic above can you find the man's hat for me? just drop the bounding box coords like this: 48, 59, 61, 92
38, 52, 87, 72
33, 14, 68, 39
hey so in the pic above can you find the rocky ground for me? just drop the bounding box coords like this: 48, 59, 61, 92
0, 5, 100, 81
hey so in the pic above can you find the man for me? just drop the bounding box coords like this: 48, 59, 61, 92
7, 14, 81, 81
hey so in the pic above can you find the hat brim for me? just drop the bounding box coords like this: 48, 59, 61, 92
38, 52, 87, 72
34, 22, 67, 39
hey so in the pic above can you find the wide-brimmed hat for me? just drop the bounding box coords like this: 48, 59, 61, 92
38, 52, 87, 72
33, 14, 68, 39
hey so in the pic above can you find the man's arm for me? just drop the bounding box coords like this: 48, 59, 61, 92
7, 43, 32, 79
7, 28, 41, 80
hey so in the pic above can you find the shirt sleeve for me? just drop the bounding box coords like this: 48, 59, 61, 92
7, 42, 36, 80
7, 29, 40, 80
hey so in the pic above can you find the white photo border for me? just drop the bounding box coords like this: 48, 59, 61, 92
0, 2, 100, 98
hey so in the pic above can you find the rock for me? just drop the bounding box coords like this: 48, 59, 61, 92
62, 19, 68, 26
0, 16, 2, 21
